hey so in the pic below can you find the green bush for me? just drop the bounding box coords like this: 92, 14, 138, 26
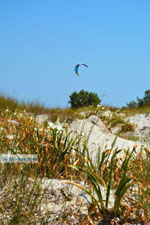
69, 90, 101, 108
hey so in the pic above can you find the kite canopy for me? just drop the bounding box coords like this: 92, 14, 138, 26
74, 63, 88, 76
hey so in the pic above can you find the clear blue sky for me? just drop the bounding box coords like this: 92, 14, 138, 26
0, 0, 150, 108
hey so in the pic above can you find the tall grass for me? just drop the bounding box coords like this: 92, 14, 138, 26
67, 145, 150, 223
131, 147, 150, 222
0, 161, 48, 224
121, 104, 150, 116
0, 93, 83, 122
0, 109, 88, 180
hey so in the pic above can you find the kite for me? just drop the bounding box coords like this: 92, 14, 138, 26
74, 63, 88, 76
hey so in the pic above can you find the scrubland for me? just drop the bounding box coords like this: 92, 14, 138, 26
0, 94, 149, 224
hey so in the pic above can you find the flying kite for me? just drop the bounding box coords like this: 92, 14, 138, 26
74, 63, 88, 76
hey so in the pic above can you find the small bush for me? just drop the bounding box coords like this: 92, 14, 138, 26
101, 114, 125, 128
120, 122, 135, 132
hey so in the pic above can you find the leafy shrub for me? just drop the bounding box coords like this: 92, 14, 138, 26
69, 90, 101, 108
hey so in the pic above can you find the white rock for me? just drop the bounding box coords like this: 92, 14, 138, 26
125, 113, 150, 140
69, 115, 147, 162
36, 114, 49, 125
7, 120, 19, 125
36, 178, 115, 213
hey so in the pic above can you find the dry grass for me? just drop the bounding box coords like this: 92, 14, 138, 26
0, 93, 83, 123
121, 105, 150, 116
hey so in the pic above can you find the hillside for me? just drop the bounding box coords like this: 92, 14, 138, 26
0, 95, 149, 224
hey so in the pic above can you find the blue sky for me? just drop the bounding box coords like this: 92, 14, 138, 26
0, 0, 150, 108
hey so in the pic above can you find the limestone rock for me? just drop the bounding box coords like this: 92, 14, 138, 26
125, 113, 150, 140
69, 115, 147, 161
36, 114, 49, 125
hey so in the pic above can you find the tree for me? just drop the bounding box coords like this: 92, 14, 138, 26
126, 89, 150, 108
136, 97, 144, 107
69, 90, 101, 108
143, 89, 150, 104
127, 101, 137, 108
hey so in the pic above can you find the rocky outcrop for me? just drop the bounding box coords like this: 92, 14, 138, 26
69, 115, 147, 161
125, 113, 150, 141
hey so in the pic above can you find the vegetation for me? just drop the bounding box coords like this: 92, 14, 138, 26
68, 145, 150, 223
69, 90, 101, 108
121, 104, 150, 117
127, 89, 150, 108
0, 93, 84, 122
0, 94, 149, 224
